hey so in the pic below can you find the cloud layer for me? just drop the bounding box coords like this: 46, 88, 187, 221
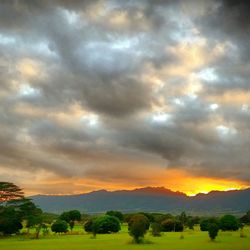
0, 0, 249, 194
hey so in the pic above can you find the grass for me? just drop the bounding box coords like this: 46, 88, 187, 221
0, 225, 249, 250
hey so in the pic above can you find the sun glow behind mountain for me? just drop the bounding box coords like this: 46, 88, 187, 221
20, 168, 249, 197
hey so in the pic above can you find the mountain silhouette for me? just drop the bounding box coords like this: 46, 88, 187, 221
31, 187, 250, 214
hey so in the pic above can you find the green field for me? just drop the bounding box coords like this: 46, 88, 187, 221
0, 225, 249, 250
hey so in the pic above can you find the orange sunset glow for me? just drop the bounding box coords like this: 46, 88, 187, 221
18, 168, 249, 197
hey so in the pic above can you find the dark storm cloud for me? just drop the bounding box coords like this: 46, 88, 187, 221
0, 0, 250, 192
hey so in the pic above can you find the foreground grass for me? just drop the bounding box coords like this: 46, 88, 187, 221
0, 226, 249, 250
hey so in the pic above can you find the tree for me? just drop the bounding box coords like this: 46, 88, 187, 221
140, 212, 155, 222
0, 182, 44, 237
106, 210, 124, 222
200, 217, 219, 231
8, 198, 44, 238
51, 219, 68, 233
240, 211, 250, 225
151, 222, 161, 237
161, 219, 183, 232
92, 215, 121, 234
0, 206, 23, 235
60, 210, 81, 231
153, 213, 173, 224
220, 215, 239, 231
84, 218, 95, 233
208, 223, 219, 241
42, 212, 59, 224
187, 218, 195, 230
0, 182, 24, 203
128, 214, 150, 243
179, 211, 188, 227
19, 199, 42, 232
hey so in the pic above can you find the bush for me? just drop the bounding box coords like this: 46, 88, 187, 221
51, 219, 68, 233
208, 223, 219, 241
128, 214, 150, 243
220, 215, 239, 231
161, 219, 183, 232
92, 215, 121, 234
200, 217, 219, 231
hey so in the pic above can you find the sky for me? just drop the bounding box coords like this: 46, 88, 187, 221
0, 0, 250, 196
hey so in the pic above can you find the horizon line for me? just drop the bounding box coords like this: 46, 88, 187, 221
27, 186, 250, 198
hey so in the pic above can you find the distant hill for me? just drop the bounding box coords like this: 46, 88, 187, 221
30, 187, 250, 214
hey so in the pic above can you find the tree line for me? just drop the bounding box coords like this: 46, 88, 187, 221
1, 182, 249, 243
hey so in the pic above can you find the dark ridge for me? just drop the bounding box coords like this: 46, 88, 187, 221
30, 187, 250, 214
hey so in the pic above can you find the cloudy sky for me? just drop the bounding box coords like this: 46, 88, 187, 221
0, 0, 250, 196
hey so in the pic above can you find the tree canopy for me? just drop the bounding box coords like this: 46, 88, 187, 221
208, 223, 219, 241
106, 210, 124, 222
128, 214, 150, 243
60, 210, 81, 231
220, 215, 239, 231
0, 206, 23, 235
0, 182, 24, 203
51, 220, 68, 233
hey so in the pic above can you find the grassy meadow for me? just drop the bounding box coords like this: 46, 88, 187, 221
0, 225, 249, 250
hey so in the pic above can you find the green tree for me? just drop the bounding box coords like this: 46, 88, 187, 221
179, 211, 188, 227
151, 222, 161, 236
0, 206, 23, 235
208, 223, 219, 241
42, 212, 58, 224
0, 183, 45, 237
51, 219, 68, 233
60, 210, 81, 231
153, 213, 173, 224
240, 211, 250, 225
161, 219, 183, 232
200, 217, 219, 231
187, 216, 197, 230
220, 214, 239, 231
92, 215, 121, 234
19, 199, 43, 233
106, 210, 124, 222
0, 182, 24, 203
84, 218, 95, 233
128, 214, 150, 243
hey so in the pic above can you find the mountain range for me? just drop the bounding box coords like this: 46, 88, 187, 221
31, 187, 250, 214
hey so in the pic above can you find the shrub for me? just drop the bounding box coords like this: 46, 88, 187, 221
128, 214, 150, 243
208, 223, 219, 241
240, 231, 247, 238
51, 219, 68, 233
220, 215, 239, 231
